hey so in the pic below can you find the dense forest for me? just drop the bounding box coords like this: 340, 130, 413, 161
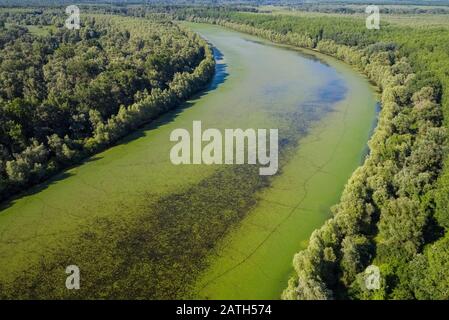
0, 10, 215, 201
151, 6, 449, 299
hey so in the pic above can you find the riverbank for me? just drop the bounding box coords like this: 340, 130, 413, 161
186, 23, 377, 299
188, 12, 445, 299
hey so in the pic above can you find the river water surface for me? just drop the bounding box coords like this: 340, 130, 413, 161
0, 23, 377, 299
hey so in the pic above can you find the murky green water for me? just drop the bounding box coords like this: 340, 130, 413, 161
0, 23, 376, 299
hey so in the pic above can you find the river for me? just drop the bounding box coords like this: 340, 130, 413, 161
0, 23, 377, 299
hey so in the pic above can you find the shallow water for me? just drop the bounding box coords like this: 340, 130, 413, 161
0, 23, 376, 299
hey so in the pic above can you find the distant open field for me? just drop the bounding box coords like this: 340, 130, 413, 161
259, 5, 449, 28
4, 22, 56, 35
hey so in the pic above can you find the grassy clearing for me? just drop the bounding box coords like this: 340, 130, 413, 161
258, 6, 449, 28
25, 24, 56, 36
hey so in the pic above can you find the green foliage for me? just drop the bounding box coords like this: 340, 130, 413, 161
340, 235, 373, 287
377, 198, 426, 261
405, 235, 449, 299
0, 12, 214, 201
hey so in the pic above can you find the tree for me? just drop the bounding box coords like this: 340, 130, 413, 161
340, 235, 372, 286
